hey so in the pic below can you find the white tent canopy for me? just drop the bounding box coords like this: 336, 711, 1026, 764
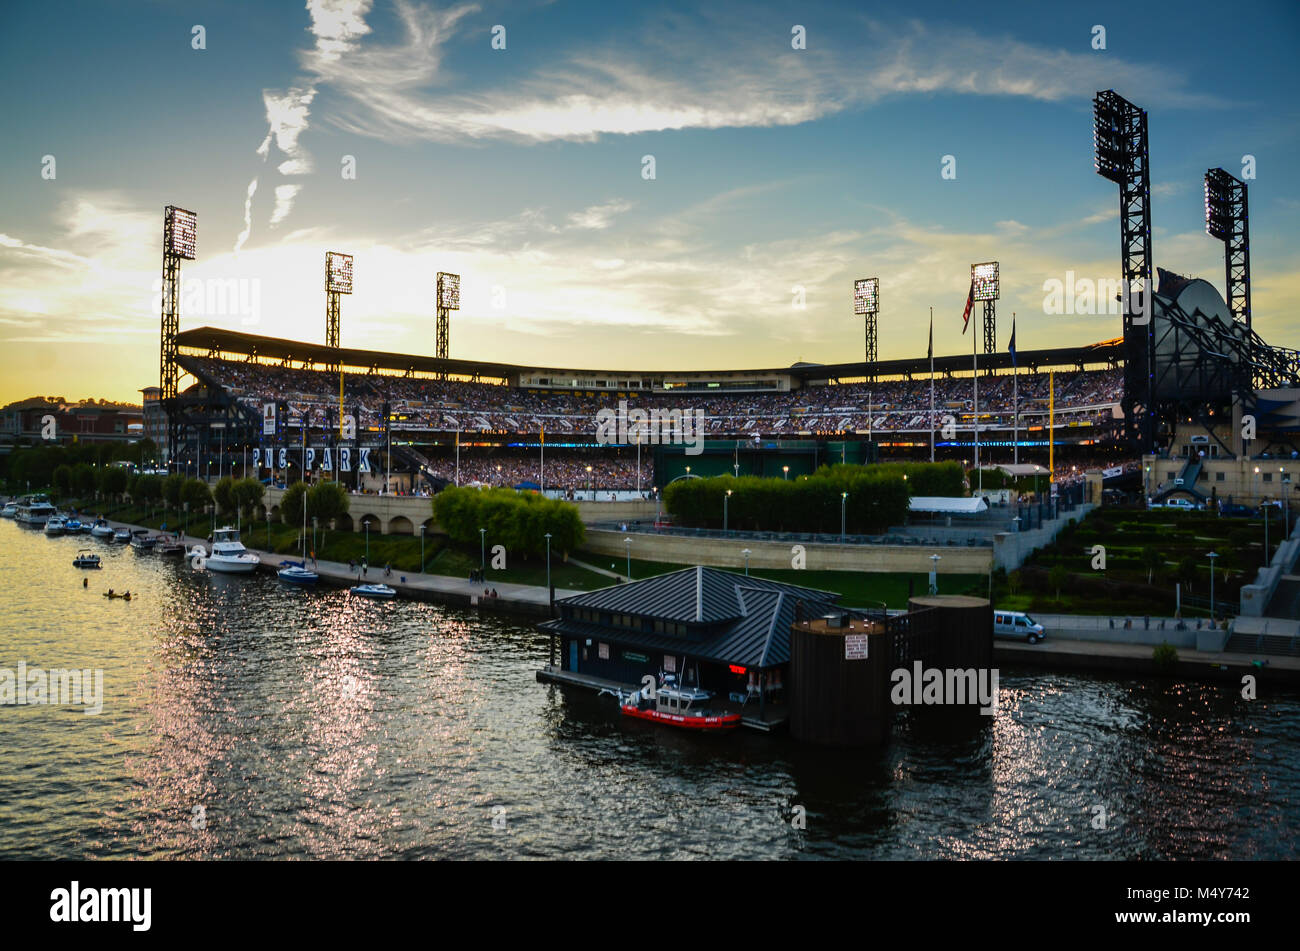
908, 496, 989, 515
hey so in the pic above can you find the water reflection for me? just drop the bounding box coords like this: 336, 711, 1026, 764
0, 520, 1297, 859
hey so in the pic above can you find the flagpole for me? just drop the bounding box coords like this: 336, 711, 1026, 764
455, 426, 460, 486
929, 307, 935, 463
1012, 313, 1019, 467
540, 424, 545, 495
973, 308, 980, 496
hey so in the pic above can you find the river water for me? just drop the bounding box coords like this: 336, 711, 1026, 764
0, 518, 1296, 860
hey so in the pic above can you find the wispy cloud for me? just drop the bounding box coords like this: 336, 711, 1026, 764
316, 9, 1222, 146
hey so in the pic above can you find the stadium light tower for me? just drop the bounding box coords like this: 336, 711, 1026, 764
971, 262, 999, 359
326, 252, 353, 463
161, 205, 197, 467
853, 277, 880, 380
1094, 89, 1154, 453
436, 272, 460, 364
1204, 168, 1251, 331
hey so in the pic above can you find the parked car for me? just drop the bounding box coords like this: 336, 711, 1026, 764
993, 610, 1045, 644
1150, 497, 1203, 511
1218, 503, 1254, 518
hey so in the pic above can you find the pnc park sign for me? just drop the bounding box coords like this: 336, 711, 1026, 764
251, 446, 372, 473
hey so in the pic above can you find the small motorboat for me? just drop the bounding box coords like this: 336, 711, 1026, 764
64, 518, 84, 533
72, 550, 102, 568
90, 519, 114, 538
44, 515, 67, 536
0, 502, 17, 518
618, 681, 741, 731
155, 535, 185, 555
112, 528, 131, 543
350, 583, 396, 599
129, 529, 157, 551
199, 527, 260, 573
278, 562, 319, 585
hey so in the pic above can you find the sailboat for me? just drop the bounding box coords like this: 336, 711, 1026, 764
277, 491, 318, 585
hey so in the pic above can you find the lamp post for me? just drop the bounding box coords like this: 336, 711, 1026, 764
586, 465, 593, 500
929, 553, 940, 595
419, 523, 426, 572
479, 527, 486, 570
742, 548, 751, 576
624, 536, 632, 581
1207, 551, 1219, 621
183, 501, 189, 540
840, 491, 848, 541
364, 520, 370, 561
544, 532, 552, 594
782, 465, 789, 480
312, 516, 318, 554
724, 489, 732, 532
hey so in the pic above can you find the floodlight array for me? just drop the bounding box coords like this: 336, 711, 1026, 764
326, 252, 354, 294
437, 272, 461, 310
1204, 169, 1235, 242
164, 206, 197, 260
971, 262, 999, 301
853, 277, 879, 315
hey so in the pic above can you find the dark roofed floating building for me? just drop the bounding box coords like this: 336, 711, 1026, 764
537, 567, 994, 740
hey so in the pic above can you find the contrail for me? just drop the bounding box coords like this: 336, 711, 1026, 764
233, 178, 259, 254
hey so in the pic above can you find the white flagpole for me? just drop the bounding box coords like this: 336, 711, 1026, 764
540, 426, 545, 495
455, 426, 460, 486
929, 307, 935, 463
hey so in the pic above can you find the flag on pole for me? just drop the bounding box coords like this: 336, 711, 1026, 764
1008, 316, 1017, 365
960, 280, 975, 334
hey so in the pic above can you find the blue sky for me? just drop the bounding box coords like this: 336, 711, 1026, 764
2, 0, 1298, 402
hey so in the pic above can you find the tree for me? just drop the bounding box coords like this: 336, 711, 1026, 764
52, 464, 73, 498
232, 478, 265, 520
213, 476, 236, 515
134, 474, 163, 510
1175, 555, 1198, 595
163, 472, 185, 509
180, 478, 211, 510
1141, 545, 1163, 585
280, 481, 308, 526
1007, 570, 1023, 598
72, 463, 96, 499
100, 465, 129, 502
307, 481, 349, 522
1048, 564, 1067, 602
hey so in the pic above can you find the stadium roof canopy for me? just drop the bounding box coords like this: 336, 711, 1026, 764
176, 326, 1124, 385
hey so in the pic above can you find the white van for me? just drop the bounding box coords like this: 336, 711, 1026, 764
993, 610, 1045, 644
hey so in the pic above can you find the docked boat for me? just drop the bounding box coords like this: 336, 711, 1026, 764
89, 519, 114, 538
155, 534, 185, 555
619, 681, 741, 731
15, 495, 56, 527
112, 528, 131, 543
44, 515, 67, 536
201, 527, 260, 573
129, 529, 157, 551
350, 583, 396, 599
64, 517, 84, 533
277, 560, 319, 585
72, 550, 102, 569
1, 502, 18, 518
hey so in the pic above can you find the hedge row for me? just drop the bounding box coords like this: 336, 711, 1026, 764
433, 487, 585, 559
664, 470, 910, 534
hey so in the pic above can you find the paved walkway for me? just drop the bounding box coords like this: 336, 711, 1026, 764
100, 515, 578, 616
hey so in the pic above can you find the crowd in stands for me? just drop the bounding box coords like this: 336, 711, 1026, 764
424, 449, 654, 493
185, 356, 1124, 440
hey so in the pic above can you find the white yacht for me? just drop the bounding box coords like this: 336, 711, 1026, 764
202, 527, 260, 574
1, 501, 17, 518
15, 495, 56, 526
44, 515, 68, 535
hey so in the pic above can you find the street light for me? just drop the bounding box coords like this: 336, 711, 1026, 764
365, 520, 370, 561
929, 553, 941, 595
782, 465, 789, 480
742, 548, 751, 576
586, 465, 593, 500
479, 526, 486, 570
1207, 551, 1219, 621
840, 491, 848, 541
724, 489, 732, 532
419, 523, 426, 572
624, 536, 632, 581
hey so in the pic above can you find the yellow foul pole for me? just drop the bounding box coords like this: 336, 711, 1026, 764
1048, 369, 1055, 485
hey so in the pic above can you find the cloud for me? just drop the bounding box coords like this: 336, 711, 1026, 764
270, 185, 304, 226
317, 10, 1222, 146
566, 200, 633, 231
234, 178, 259, 254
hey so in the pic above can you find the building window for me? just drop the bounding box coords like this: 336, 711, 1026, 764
1264, 473, 1273, 483
1216, 472, 1225, 482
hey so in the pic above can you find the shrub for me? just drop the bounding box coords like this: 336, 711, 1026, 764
1153, 641, 1178, 673
433, 486, 585, 558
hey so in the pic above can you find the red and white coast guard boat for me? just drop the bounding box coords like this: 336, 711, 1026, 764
619, 680, 741, 731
